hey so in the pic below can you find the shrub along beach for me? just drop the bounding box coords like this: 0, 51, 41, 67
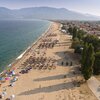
0, 21, 99, 100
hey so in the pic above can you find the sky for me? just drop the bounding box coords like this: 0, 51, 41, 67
0, 0, 100, 16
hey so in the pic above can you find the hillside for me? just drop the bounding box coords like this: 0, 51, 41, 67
0, 7, 100, 20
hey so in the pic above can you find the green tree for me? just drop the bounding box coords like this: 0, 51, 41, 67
82, 44, 95, 80
77, 29, 85, 40
72, 27, 78, 39
81, 43, 88, 73
93, 52, 100, 75
83, 34, 100, 52
68, 26, 73, 35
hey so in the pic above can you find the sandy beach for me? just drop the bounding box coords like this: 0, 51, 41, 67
0, 22, 98, 100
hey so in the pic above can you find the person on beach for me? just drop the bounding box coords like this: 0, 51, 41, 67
66, 62, 68, 66
70, 61, 73, 66
61, 61, 63, 66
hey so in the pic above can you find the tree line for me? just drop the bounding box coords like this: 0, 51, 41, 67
62, 25, 100, 80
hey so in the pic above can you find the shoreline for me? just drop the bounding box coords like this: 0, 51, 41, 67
15, 21, 52, 60
0, 21, 52, 75
16, 21, 52, 60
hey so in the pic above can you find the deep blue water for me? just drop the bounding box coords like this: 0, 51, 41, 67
0, 19, 50, 71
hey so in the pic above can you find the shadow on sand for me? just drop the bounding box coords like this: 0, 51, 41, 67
19, 81, 75, 95
54, 50, 80, 67
33, 73, 79, 82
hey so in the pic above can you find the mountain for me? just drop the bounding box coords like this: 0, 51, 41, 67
0, 7, 100, 20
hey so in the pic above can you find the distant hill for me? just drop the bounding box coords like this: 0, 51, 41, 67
0, 7, 100, 20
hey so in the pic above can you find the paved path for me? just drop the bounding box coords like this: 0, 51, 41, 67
87, 76, 100, 100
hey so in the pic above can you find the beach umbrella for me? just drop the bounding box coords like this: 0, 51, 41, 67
5, 77, 10, 81
12, 77, 18, 82
0, 77, 3, 81
0, 77, 5, 82
11, 71, 15, 76
2, 91, 7, 96
10, 94, 15, 100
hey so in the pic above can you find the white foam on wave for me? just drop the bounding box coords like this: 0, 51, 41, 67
16, 46, 31, 60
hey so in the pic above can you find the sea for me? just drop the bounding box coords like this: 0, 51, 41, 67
0, 19, 50, 72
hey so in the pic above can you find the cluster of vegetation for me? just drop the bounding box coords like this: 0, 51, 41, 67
81, 43, 95, 80
67, 25, 100, 80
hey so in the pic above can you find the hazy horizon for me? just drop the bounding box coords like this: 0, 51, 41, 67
0, 6, 100, 17
0, 0, 100, 16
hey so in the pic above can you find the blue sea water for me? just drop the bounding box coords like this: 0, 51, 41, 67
0, 19, 50, 71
